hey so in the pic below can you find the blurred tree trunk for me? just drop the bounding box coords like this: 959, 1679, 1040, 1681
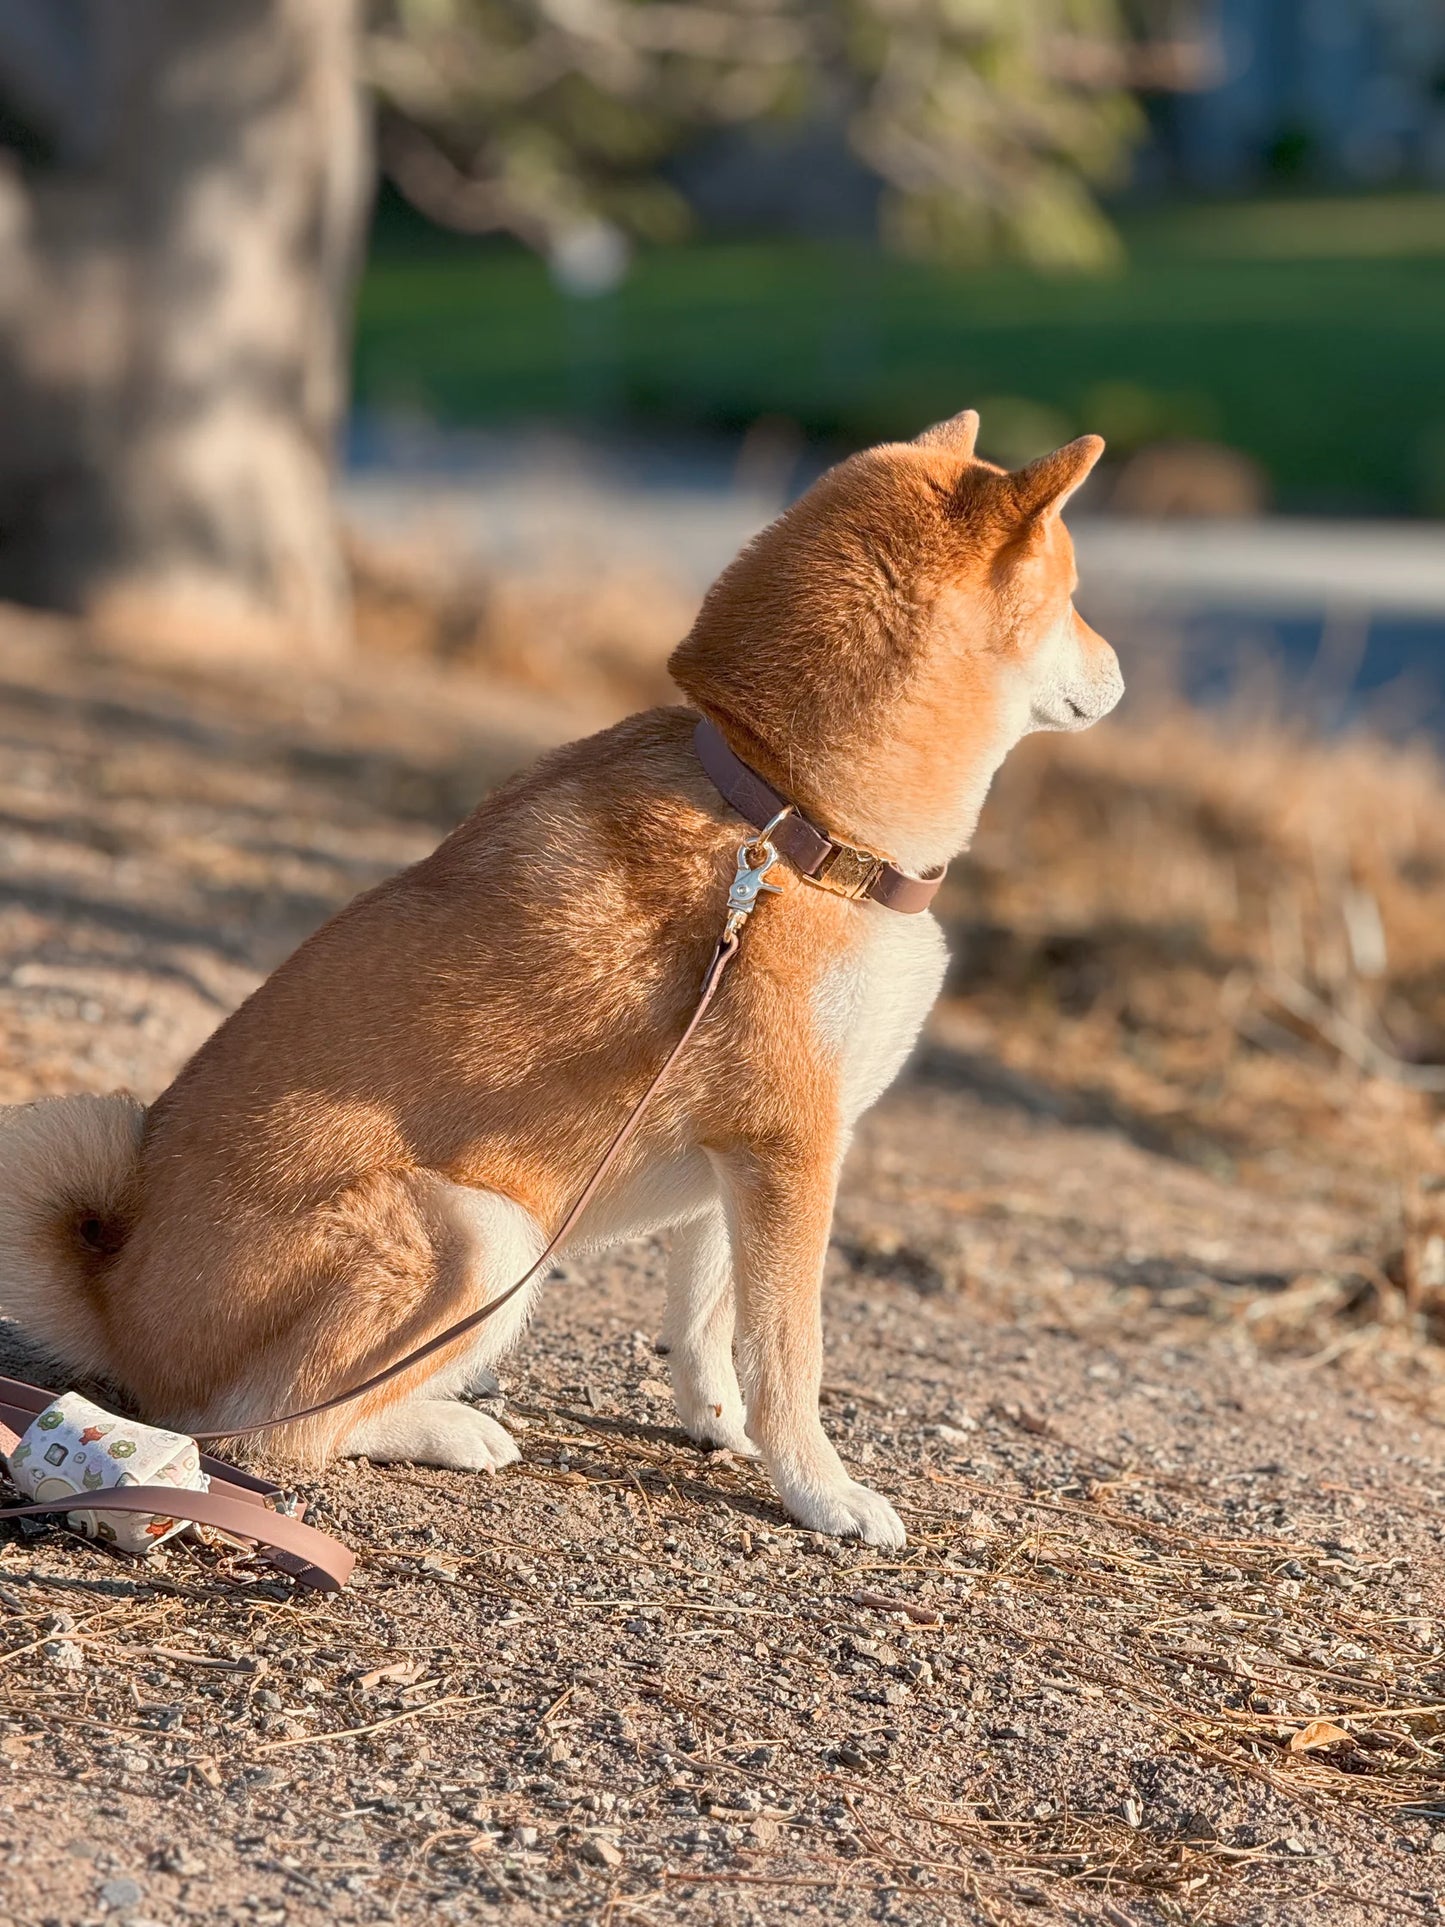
0, 0, 369, 662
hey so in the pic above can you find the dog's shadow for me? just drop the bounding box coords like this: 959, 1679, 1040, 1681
0, 1320, 85, 1393
0, 1331, 837, 1546
0, 1320, 135, 1414
507, 1399, 804, 1533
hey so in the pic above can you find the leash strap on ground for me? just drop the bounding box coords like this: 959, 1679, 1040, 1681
0, 1378, 354, 1591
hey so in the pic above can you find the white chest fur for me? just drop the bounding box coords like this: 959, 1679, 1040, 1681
812, 905, 948, 1127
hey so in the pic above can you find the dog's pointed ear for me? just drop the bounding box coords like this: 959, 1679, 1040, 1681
1011, 434, 1105, 520
913, 408, 980, 458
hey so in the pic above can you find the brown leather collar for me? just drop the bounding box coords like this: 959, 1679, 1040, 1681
692, 718, 945, 913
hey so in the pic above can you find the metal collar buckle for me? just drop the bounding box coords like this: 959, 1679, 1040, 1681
808, 841, 886, 901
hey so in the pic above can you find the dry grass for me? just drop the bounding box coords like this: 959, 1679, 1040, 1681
964, 702, 1445, 1107
351, 536, 1445, 1100
950, 705, 1445, 1361
348, 533, 688, 715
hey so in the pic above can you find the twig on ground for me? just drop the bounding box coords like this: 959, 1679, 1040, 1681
253, 1691, 483, 1753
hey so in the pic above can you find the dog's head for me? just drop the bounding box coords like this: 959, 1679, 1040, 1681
669, 408, 1123, 873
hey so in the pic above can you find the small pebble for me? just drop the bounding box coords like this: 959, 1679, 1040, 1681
98, 1876, 145, 1910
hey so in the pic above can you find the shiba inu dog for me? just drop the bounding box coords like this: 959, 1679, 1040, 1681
0, 410, 1121, 1548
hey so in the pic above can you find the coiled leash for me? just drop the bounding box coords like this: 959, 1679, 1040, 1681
0, 721, 946, 1591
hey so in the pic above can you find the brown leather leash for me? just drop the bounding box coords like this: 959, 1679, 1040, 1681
0, 720, 946, 1590
193, 931, 742, 1444
186, 722, 946, 1449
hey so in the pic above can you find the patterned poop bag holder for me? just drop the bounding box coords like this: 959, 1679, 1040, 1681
4, 1391, 207, 1554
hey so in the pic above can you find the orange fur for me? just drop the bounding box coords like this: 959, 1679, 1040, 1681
0, 416, 1122, 1546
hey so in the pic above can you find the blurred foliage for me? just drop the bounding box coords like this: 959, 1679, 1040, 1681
364, 0, 1155, 268
356, 191, 1445, 515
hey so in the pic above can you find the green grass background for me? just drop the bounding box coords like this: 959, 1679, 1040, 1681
354, 192, 1445, 515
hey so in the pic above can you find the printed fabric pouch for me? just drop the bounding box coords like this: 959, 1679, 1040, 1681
3, 1391, 209, 1555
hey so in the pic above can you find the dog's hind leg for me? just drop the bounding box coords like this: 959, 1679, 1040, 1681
191, 1176, 546, 1474
660, 1204, 757, 1457
334, 1183, 545, 1472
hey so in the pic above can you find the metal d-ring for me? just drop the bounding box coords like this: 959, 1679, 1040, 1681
743, 803, 793, 868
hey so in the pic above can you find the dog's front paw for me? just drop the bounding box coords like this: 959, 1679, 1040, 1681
784, 1478, 906, 1549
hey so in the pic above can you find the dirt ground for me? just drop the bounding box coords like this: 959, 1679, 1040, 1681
0, 606, 1443, 1927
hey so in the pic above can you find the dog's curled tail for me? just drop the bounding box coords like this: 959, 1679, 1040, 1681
0, 1093, 146, 1373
